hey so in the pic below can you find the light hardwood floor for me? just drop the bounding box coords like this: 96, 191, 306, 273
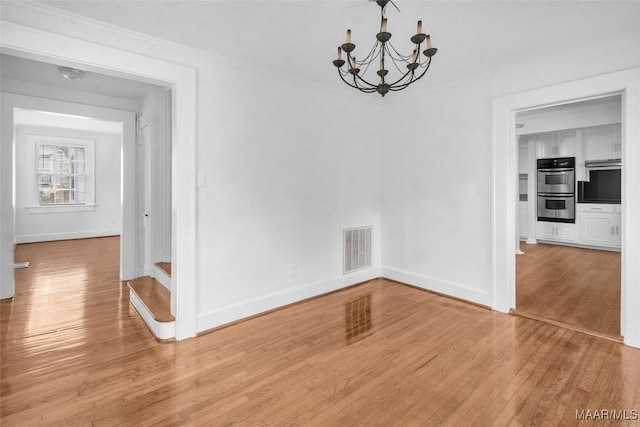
2, 237, 640, 425
516, 242, 621, 339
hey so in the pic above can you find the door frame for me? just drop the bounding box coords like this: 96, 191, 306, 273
0, 21, 198, 339
492, 67, 640, 348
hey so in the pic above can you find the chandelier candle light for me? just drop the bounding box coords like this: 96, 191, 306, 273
333, 0, 437, 97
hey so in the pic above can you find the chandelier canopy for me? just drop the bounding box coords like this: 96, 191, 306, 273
332, 0, 437, 97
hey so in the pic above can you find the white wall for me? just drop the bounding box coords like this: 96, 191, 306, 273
381, 36, 640, 308
381, 81, 494, 304
194, 60, 382, 330
14, 124, 121, 243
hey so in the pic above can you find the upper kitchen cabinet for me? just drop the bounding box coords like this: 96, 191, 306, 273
536, 129, 577, 158
584, 123, 621, 161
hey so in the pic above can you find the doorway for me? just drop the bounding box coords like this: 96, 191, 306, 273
491, 67, 640, 349
513, 96, 622, 338
2, 53, 173, 298
0, 22, 198, 338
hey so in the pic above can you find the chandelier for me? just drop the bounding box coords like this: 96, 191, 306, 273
332, 0, 437, 97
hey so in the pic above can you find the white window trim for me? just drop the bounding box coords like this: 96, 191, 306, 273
26, 135, 96, 214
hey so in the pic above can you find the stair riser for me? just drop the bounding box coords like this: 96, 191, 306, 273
154, 265, 171, 291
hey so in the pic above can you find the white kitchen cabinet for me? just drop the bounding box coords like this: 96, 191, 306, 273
536, 129, 577, 158
584, 123, 621, 161
535, 133, 554, 159
537, 221, 578, 243
578, 204, 621, 248
518, 142, 528, 174
519, 202, 528, 239
574, 129, 587, 182
555, 129, 577, 157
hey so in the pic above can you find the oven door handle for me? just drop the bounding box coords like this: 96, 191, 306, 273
537, 168, 574, 172
538, 193, 574, 198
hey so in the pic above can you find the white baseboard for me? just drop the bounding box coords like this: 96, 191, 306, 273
196, 267, 382, 333
381, 266, 492, 308
15, 229, 120, 243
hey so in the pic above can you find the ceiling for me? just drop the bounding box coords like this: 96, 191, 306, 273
1, 54, 161, 103
14, 108, 123, 134
31, 1, 640, 91
516, 94, 622, 135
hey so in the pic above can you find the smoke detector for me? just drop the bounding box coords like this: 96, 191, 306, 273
58, 66, 86, 81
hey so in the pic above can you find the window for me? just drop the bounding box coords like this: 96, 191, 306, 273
37, 143, 87, 205
27, 135, 95, 213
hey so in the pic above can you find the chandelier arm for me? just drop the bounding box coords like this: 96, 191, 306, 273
355, 41, 382, 68
339, 62, 379, 92
386, 40, 414, 62
407, 57, 432, 82
384, 59, 426, 89
353, 70, 381, 90
388, 59, 432, 91
383, 43, 417, 78
344, 52, 378, 91
388, 51, 410, 75
387, 72, 415, 89
337, 68, 369, 91
356, 50, 379, 77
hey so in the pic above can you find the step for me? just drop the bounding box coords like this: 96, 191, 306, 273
154, 262, 171, 291
128, 276, 175, 342
155, 262, 171, 278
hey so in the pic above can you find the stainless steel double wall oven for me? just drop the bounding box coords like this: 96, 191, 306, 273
537, 157, 575, 223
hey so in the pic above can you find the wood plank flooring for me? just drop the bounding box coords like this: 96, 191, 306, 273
516, 242, 621, 338
2, 237, 640, 425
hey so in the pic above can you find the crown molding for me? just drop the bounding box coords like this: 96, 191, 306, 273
0, 1, 379, 106
384, 34, 640, 104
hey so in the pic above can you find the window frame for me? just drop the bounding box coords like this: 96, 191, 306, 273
26, 135, 96, 214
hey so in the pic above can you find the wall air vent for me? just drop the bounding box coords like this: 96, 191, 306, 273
343, 226, 372, 274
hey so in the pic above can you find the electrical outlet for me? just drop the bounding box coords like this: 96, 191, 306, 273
289, 264, 297, 278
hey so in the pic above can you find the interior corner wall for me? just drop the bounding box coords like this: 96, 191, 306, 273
194, 61, 383, 331
380, 36, 640, 307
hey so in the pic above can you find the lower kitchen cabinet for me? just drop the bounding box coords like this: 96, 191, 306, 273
537, 221, 578, 243
535, 204, 621, 249
578, 204, 621, 248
